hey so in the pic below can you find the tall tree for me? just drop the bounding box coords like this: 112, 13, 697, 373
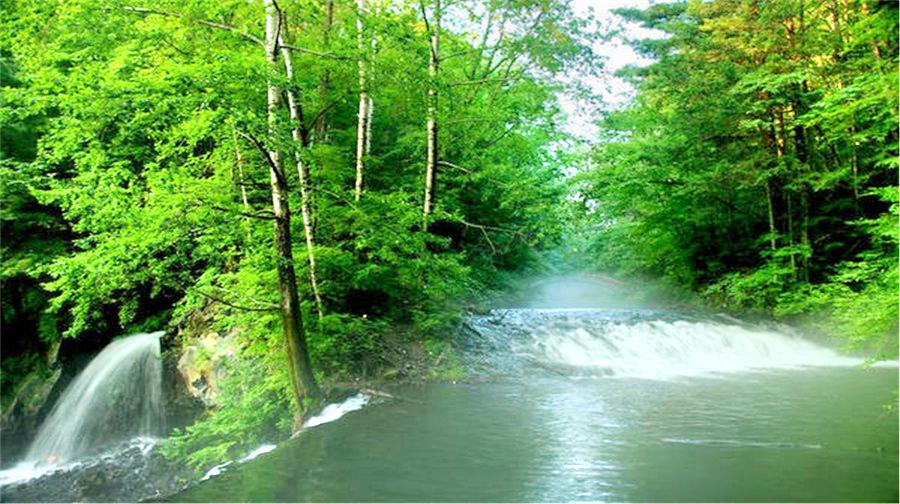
587, 0, 898, 356
263, 0, 321, 417
422, 0, 440, 218
354, 0, 370, 201
279, 28, 325, 319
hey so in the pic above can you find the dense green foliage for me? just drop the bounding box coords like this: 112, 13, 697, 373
2, 0, 897, 474
1, 0, 594, 469
582, 0, 898, 357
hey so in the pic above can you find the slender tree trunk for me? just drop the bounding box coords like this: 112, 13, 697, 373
786, 192, 797, 278
264, 0, 321, 417
774, 109, 799, 272
800, 188, 811, 283
366, 96, 374, 156
422, 0, 440, 218
279, 34, 325, 319
314, 0, 334, 142
354, 0, 369, 201
764, 181, 777, 252
763, 118, 780, 253
792, 88, 812, 282
232, 128, 253, 245
850, 126, 860, 215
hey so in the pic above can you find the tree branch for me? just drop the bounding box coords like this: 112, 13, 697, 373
439, 48, 479, 62
123, 6, 264, 45
437, 160, 472, 174
281, 43, 352, 60
209, 204, 275, 220
458, 218, 520, 235
458, 220, 500, 255
420, 1, 432, 35
198, 290, 278, 312
478, 119, 521, 150
309, 99, 343, 132
237, 130, 288, 188
449, 77, 519, 87
125, 5, 344, 59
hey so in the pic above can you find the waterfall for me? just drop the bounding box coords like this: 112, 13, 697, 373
465, 309, 879, 380
24, 332, 164, 466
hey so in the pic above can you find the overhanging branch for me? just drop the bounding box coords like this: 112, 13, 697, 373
124, 6, 263, 45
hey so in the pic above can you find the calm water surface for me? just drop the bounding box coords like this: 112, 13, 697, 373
172, 367, 897, 502
167, 280, 900, 502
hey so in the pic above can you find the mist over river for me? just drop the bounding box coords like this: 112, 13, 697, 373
169, 277, 899, 502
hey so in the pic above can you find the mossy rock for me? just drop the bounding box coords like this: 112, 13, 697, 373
1, 366, 61, 433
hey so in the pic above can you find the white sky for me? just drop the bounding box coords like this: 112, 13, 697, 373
560, 0, 664, 140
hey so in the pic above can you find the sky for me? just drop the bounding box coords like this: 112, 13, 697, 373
561, 0, 664, 139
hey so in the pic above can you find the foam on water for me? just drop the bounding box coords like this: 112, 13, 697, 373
200, 443, 278, 481
0, 462, 55, 487
200, 395, 371, 482
200, 461, 233, 481
0, 437, 158, 486
467, 309, 890, 380
304, 394, 370, 428
239, 444, 276, 462
0, 332, 164, 487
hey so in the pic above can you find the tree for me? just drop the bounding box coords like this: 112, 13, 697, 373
422, 0, 440, 218
354, 0, 371, 201
585, 0, 897, 357
262, 0, 321, 416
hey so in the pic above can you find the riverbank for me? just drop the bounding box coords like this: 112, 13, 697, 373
168, 304, 900, 502
3, 275, 897, 503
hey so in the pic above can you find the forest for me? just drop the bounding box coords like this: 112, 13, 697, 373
0, 0, 897, 502
580, 0, 898, 360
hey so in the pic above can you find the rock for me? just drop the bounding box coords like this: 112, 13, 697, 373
0, 440, 193, 503
1, 366, 61, 434
175, 329, 237, 408
170, 304, 241, 409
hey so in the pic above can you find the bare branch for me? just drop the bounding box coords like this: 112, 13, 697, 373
478, 119, 521, 150
458, 220, 498, 255
444, 117, 504, 125
449, 77, 519, 87
197, 290, 278, 312
237, 130, 288, 187
212, 285, 279, 309
125, 5, 344, 60
209, 204, 275, 220
457, 218, 529, 256
309, 99, 343, 131
439, 48, 479, 62
420, 1, 432, 35
458, 218, 520, 235
281, 43, 352, 60
124, 6, 263, 45
437, 160, 472, 174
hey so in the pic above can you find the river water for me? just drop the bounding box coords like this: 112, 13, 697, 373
170, 284, 899, 503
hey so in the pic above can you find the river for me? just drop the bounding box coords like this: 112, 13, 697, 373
3, 279, 897, 502
169, 279, 899, 503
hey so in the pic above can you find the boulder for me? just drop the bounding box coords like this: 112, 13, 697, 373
175, 328, 238, 408
1, 366, 61, 435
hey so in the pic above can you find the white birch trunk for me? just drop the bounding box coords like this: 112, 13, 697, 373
423, 0, 440, 217
263, 0, 320, 416
279, 34, 325, 319
354, 0, 369, 201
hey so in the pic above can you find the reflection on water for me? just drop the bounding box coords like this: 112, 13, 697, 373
171, 367, 898, 502
164, 281, 900, 503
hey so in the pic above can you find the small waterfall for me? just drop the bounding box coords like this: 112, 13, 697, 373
465, 309, 874, 380
24, 332, 164, 465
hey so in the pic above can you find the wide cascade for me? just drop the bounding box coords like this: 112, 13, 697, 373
465, 309, 863, 380
24, 332, 164, 465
